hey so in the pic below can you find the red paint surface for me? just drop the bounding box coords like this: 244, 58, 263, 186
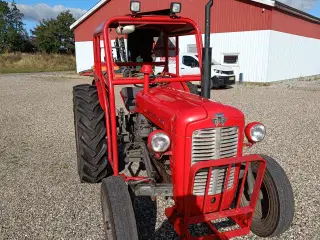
165, 155, 266, 239
92, 14, 269, 239
74, 0, 319, 42
74, 0, 272, 42
271, 9, 320, 39
93, 15, 204, 176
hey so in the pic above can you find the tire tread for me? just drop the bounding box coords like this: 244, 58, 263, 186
73, 84, 110, 183
101, 176, 138, 240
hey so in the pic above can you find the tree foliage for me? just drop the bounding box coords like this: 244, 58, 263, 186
0, 1, 76, 55
0, 0, 32, 53
32, 11, 76, 54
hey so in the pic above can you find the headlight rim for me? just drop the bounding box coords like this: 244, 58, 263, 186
245, 122, 266, 143
148, 131, 171, 153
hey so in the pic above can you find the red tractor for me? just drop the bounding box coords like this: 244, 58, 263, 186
73, 1, 294, 239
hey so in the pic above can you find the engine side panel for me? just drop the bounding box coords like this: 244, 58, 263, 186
135, 86, 207, 136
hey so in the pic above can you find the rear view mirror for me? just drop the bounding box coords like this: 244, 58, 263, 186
116, 25, 135, 35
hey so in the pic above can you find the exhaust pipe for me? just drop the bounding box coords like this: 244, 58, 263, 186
201, 0, 213, 99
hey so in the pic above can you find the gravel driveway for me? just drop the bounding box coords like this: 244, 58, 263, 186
0, 72, 319, 240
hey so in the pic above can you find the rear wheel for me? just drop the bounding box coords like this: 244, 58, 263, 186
241, 155, 294, 237
101, 176, 138, 240
73, 84, 110, 183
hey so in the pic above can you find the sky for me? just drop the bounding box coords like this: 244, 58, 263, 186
4, 0, 320, 34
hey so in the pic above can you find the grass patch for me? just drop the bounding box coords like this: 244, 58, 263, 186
241, 82, 272, 87
0, 53, 76, 73
297, 75, 320, 81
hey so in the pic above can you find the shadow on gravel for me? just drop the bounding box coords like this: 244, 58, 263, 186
132, 195, 237, 240
132, 196, 179, 240
212, 85, 234, 91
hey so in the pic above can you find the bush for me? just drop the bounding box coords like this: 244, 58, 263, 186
0, 53, 76, 73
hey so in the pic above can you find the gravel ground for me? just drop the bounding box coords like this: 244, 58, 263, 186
0, 72, 319, 240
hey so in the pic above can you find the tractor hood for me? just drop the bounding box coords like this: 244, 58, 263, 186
135, 86, 244, 136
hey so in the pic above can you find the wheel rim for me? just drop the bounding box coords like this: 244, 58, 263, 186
252, 180, 270, 222
242, 172, 274, 224
101, 190, 115, 239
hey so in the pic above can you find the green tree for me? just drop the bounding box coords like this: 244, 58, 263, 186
0, 0, 31, 53
6, 1, 26, 52
55, 11, 76, 54
32, 11, 76, 54
32, 18, 60, 53
0, 1, 10, 53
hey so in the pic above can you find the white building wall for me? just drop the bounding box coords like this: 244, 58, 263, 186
75, 39, 128, 73
75, 41, 94, 73
210, 31, 271, 82
179, 30, 271, 82
75, 31, 320, 82
267, 31, 320, 82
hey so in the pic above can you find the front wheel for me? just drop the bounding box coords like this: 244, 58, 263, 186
101, 176, 138, 240
241, 155, 294, 238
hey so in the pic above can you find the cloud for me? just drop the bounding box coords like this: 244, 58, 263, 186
15, 3, 87, 22
277, 0, 317, 11
13, 1, 317, 23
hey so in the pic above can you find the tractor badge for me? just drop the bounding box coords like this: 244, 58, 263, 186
213, 113, 227, 126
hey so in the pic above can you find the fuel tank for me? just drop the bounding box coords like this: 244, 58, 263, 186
135, 85, 244, 136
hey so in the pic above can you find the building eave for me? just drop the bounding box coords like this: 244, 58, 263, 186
275, 1, 320, 24
250, 0, 275, 7
70, 0, 109, 30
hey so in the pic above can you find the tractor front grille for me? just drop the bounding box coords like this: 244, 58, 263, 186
221, 70, 234, 75
193, 167, 235, 195
192, 127, 238, 196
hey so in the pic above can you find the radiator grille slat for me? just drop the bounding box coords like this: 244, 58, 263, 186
192, 127, 239, 196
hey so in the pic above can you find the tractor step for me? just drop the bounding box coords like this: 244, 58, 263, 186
130, 183, 172, 197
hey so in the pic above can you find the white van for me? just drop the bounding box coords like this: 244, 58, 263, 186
154, 53, 236, 88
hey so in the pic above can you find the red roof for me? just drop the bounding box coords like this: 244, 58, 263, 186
71, 0, 320, 42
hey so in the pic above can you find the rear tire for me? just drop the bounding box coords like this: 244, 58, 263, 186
241, 155, 294, 238
73, 84, 110, 183
210, 76, 218, 89
101, 176, 138, 240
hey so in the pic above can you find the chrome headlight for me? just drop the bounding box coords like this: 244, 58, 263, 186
149, 131, 170, 153
245, 122, 266, 143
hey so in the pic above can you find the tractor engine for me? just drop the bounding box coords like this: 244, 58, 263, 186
133, 84, 246, 213
132, 113, 153, 141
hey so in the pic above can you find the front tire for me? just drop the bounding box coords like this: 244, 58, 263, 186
73, 84, 110, 183
241, 155, 294, 238
101, 176, 138, 240
218, 84, 228, 89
